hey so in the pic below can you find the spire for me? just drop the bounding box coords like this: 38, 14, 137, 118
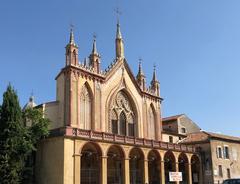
138, 60, 144, 76
69, 26, 75, 45
65, 25, 79, 66
150, 64, 160, 96
116, 21, 122, 39
137, 59, 145, 79
89, 34, 101, 73
152, 64, 157, 83
115, 8, 124, 59
115, 20, 124, 59
23, 93, 37, 110
29, 94, 34, 102
136, 58, 146, 91
115, 7, 122, 39
91, 34, 98, 54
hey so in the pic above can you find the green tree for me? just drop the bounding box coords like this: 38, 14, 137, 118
22, 108, 49, 183
0, 84, 49, 183
0, 84, 25, 183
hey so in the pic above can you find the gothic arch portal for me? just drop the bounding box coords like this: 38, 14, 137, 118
107, 89, 139, 137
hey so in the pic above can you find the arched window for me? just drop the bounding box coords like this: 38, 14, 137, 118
111, 110, 118, 134
148, 106, 155, 139
119, 112, 126, 135
128, 114, 135, 136
66, 49, 71, 65
80, 84, 92, 129
73, 49, 77, 64
109, 91, 136, 137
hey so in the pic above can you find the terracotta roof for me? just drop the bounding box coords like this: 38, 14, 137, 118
162, 130, 187, 137
162, 114, 184, 121
204, 131, 240, 142
180, 132, 209, 144
180, 131, 240, 144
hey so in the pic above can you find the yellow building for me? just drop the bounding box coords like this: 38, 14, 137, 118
36, 23, 202, 184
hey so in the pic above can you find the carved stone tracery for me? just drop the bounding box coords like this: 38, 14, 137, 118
109, 91, 135, 136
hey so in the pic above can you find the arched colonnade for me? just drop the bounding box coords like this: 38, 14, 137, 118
73, 141, 202, 184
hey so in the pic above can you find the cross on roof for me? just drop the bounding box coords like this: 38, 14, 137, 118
93, 32, 97, 40
70, 24, 74, 31
115, 7, 122, 22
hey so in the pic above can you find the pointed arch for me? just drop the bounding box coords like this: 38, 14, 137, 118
80, 82, 93, 130
108, 89, 138, 137
119, 111, 127, 135
111, 109, 118, 134
73, 49, 77, 64
148, 104, 156, 140
128, 113, 135, 136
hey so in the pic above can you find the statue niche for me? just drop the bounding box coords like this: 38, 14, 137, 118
109, 91, 136, 137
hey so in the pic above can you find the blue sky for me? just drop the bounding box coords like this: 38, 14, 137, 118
0, 0, 240, 136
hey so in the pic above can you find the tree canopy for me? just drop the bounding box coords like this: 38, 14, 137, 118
0, 84, 49, 183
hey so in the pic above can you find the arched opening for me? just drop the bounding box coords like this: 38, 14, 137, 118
148, 150, 161, 184
128, 114, 135, 136
81, 142, 102, 184
178, 153, 188, 184
107, 145, 124, 184
148, 105, 156, 140
66, 49, 71, 65
129, 148, 144, 184
73, 49, 77, 64
109, 90, 137, 137
111, 110, 118, 134
164, 151, 176, 183
119, 111, 127, 135
191, 155, 200, 184
80, 83, 92, 130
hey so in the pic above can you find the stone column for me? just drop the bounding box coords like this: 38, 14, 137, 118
74, 154, 81, 184
144, 159, 149, 184
124, 158, 130, 184
188, 163, 193, 184
175, 161, 179, 184
186, 153, 193, 184
158, 150, 166, 184
161, 158, 165, 184
101, 156, 107, 184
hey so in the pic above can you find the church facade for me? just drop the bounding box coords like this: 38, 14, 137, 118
35, 22, 202, 184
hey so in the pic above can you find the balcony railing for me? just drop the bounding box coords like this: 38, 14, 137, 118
50, 127, 196, 153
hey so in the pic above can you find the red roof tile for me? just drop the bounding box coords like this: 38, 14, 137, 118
180, 131, 240, 144
162, 114, 184, 121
